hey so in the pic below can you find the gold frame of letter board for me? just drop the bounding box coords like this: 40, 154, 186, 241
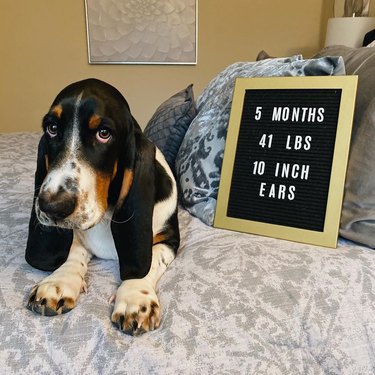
214, 76, 358, 248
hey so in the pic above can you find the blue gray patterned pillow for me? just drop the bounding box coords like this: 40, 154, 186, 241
176, 55, 346, 225
144, 84, 197, 174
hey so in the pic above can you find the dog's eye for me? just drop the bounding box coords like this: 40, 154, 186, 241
96, 128, 112, 143
46, 124, 58, 138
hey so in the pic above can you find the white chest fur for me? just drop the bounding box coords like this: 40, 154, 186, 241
76, 215, 118, 260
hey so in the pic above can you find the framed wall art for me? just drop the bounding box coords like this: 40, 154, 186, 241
85, 0, 198, 65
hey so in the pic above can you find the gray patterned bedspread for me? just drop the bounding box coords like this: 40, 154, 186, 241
1, 133, 375, 374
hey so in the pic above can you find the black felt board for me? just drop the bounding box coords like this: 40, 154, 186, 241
227, 88, 342, 231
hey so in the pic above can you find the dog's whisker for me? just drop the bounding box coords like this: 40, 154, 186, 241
109, 212, 135, 224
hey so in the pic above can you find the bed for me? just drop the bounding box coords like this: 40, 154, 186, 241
1, 47, 375, 374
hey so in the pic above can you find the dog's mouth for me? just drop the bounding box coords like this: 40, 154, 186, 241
36, 161, 110, 231
35, 195, 103, 231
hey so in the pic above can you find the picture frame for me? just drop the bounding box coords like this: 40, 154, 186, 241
214, 76, 358, 248
84, 0, 198, 65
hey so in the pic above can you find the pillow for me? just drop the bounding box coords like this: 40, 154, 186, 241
143, 84, 197, 174
315, 45, 375, 248
256, 50, 275, 61
175, 55, 345, 226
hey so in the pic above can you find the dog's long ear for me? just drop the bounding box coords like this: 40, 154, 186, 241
25, 135, 73, 271
111, 129, 155, 280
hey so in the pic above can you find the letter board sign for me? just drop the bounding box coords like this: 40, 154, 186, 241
214, 76, 357, 247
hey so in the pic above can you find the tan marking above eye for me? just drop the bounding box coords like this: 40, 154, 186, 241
51, 105, 63, 118
88, 114, 101, 130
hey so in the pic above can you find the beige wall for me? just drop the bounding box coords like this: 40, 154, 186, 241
1, 0, 335, 133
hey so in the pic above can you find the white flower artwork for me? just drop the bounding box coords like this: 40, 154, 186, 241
85, 0, 197, 64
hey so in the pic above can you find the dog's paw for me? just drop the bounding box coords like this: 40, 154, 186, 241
27, 277, 87, 316
111, 280, 160, 336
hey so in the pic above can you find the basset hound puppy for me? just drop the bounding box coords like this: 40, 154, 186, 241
25, 78, 180, 336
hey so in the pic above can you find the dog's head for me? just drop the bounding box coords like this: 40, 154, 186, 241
35, 79, 136, 230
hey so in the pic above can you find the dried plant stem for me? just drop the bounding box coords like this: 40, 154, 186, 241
344, 0, 365, 17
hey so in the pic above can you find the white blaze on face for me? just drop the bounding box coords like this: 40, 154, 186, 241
37, 93, 108, 230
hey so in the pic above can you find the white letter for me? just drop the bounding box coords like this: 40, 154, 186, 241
307, 108, 316, 122
304, 136, 311, 151
255, 107, 262, 120
294, 136, 302, 150
274, 162, 280, 177
286, 135, 292, 150
317, 108, 325, 122
259, 182, 266, 197
292, 107, 300, 122
282, 107, 290, 121
269, 184, 276, 198
300, 165, 310, 180
281, 163, 290, 178
272, 107, 282, 121
278, 184, 286, 200
291, 164, 300, 179
301, 107, 308, 122
288, 186, 296, 200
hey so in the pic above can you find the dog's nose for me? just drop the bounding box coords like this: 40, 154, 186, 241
38, 189, 77, 220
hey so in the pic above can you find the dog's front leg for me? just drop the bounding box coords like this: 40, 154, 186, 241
111, 243, 175, 335
27, 234, 91, 316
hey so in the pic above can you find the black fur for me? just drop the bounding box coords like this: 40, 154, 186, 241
111, 133, 155, 279
25, 136, 73, 271
154, 160, 173, 203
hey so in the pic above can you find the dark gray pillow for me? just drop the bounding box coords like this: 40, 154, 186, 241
315, 46, 375, 248
143, 84, 197, 174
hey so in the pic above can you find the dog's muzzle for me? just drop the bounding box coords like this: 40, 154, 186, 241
38, 190, 77, 221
